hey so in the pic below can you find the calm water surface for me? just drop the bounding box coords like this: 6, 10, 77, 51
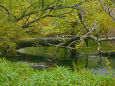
17, 46, 115, 75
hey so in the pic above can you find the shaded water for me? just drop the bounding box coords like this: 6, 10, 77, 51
17, 46, 115, 75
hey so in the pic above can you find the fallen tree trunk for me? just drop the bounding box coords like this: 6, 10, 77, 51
99, 37, 115, 41
16, 36, 115, 48
16, 37, 70, 49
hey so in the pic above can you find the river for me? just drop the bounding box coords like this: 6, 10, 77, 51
17, 45, 115, 75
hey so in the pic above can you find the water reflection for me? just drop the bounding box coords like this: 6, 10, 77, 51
17, 47, 115, 74
85, 55, 88, 68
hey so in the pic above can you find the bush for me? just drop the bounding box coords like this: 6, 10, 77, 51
0, 58, 114, 86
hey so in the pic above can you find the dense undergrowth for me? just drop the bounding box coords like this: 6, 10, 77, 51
0, 58, 114, 86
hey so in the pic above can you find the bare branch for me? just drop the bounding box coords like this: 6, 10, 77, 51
98, 0, 115, 21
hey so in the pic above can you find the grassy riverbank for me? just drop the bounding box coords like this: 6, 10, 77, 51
0, 58, 114, 86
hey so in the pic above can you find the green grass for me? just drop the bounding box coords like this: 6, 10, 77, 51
0, 58, 114, 86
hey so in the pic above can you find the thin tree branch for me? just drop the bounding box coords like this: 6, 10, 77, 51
98, 0, 115, 21
22, 11, 72, 28
42, 0, 44, 9
15, 0, 87, 23
0, 5, 10, 15
77, 8, 89, 32
15, 11, 38, 22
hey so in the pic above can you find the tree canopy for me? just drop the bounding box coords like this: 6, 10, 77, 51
0, 0, 115, 56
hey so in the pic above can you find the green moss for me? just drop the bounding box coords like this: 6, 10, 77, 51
0, 58, 114, 86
